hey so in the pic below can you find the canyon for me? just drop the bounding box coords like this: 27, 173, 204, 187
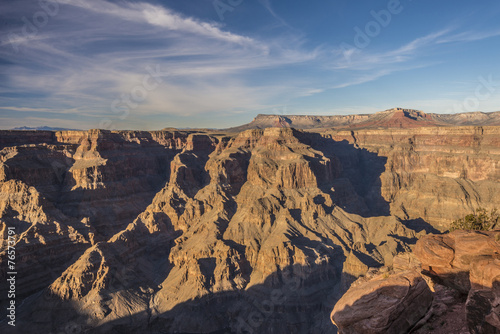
1, 108, 500, 333
332, 230, 500, 334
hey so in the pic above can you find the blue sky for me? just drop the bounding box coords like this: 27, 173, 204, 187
1, 0, 500, 130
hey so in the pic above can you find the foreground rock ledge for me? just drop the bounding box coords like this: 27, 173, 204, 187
331, 230, 500, 334
331, 270, 432, 334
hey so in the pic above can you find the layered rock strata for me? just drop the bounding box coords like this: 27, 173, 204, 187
324, 126, 500, 229
0, 123, 499, 333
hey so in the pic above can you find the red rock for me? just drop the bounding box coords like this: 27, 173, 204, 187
331, 270, 433, 334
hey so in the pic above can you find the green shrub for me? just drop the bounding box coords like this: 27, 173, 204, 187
449, 208, 499, 232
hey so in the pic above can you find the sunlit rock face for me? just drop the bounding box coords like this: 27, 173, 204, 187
332, 231, 500, 334
0, 120, 499, 333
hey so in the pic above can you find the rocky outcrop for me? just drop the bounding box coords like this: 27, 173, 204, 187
332, 231, 500, 334
0, 179, 90, 301
415, 231, 500, 293
331, 270, 432, 334
416, 231, 500, 334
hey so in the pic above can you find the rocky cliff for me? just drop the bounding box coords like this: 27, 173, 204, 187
325, 126, 500, 229
331, 230, 500, 334
0, 119, 499, 333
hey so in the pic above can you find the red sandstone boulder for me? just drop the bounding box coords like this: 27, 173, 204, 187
415, 230, 500, 293
331, 270, 432, 334
415, 231, 500, 334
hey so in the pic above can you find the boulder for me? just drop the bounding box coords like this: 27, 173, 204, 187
416, 231, 500, 334
331, 270, 432, 334
415, 230, 500, 293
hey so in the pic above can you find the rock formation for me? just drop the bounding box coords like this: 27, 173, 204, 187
1, 110, 500, 333
331, 269, 433, 334
332, 230, 500, 334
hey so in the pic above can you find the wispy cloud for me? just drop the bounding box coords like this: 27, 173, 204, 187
0, 106, 54, 112
0, 0, 319, 127
257, 0, 292, 29
1, 0, 500, 129
141, 4, 259, 47
333, 28, 452, 70
391, 28, 453, 55
59, 0, 262, 47
331, 70, 393, 89
436, 29, 500, 44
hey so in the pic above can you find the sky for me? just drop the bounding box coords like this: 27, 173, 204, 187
1, 0, 500, 130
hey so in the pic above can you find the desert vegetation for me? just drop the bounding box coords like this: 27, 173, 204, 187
449, 208, 499, 231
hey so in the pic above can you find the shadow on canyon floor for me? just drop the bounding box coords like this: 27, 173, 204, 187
6, 261, 356, 334
301, 133, 390, 218
401, 218, 441, 235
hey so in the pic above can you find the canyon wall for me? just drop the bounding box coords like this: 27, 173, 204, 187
0, 125, 499, 333
325, 126, 500, 229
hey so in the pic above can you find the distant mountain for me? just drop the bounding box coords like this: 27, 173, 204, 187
225, 108, 500, 131
12, 126, 81, 131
